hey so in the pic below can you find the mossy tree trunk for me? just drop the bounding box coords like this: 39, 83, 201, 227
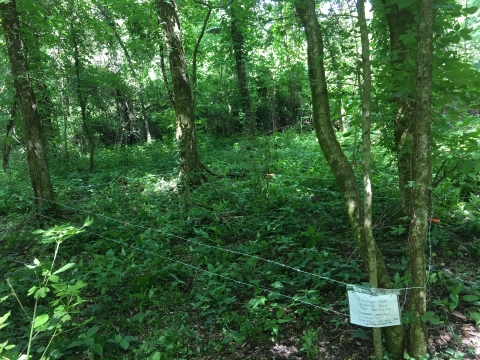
157, 0, 207, 188
0, 0, 55, 213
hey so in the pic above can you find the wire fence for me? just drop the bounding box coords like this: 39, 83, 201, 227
28, 197, 434, 319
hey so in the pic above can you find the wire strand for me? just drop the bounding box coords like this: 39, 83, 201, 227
35, 211, 349, 317
34, 197, 427, 291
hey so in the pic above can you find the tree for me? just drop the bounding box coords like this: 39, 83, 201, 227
95, 1, 152, 143
0, 0, 55, 212
72, 27, 95, 174
376, 0, 417, 220
407, 0, 436, 355
357, 0, 382, 357
229, 2, 255, 137
293, 0, 405, 357
295, 0, 439, 357
157, 0, 207, 189
2, 93, 17, 172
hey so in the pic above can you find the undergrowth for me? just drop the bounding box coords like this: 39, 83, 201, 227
1, 129, 479, 359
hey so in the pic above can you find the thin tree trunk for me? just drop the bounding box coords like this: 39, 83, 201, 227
294, 1, 405, 357
61, 78, 69, 158
72, 33, 94, 174
158, 34, 175, 108
230, 5, 255, 137
357, 0, 382, 358
157, 0, 206, 190
379, 0, 416, 220
95, 2, 151, 143
115, 88, 130, 147
2, 97, 17, 173
408, 0, 435, 356
0, 0, 55, 212
192, 6, 212, 110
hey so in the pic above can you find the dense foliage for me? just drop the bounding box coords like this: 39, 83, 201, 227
1, 0, 479, 359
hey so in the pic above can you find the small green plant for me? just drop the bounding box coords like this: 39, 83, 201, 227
68, 325, 104, 357
298, 327, 321, 359
1, 218, 92, 360
432, 285, 462, 310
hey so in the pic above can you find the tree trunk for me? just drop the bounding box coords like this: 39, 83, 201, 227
294, 0, 405, 357
0, 0, 55, 212
379, 0, 417, 220
157, 0, 206, 187
230, 5, 255, 137
2, 96, 17, 173
408, 0, 435, 356
95, 2, 151, 143
72, 32, 94, 174
192, 6, 212, 111
114, 88, 131, 147
357, 0, 382, 357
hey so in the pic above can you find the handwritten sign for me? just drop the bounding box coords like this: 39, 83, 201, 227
347, 285, 401, 327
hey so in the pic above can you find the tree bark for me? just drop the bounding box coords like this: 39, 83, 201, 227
0, 0, 55, 212
357, 0, 382, 358
294, 0, 405, 357
157, 0, 206, 187
230, 5, 255, 137
2, 96, 17, 173
408, 0, 435, 356
72, 32, 94, 173
192, 6, 212, 111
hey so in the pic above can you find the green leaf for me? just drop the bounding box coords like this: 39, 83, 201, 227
119, 339, 129, 350
462, 295, 480, 302
68, 340, 84, 348
222, 336, 233, 344
463, 6, 478, 14
33, 314, 49, 329
92, 343, 103, 356
276, 308, 284, 318
28, 286, 37, 296
49, 275, 60, 283
52, 263, 76, 275
469, 312, 480, 326
86, 325, 100, 338
394, 272, 401, 284
207, 263, 215, 272
0, 311, 11, 330
475, 161, 480, 173
83, 217, 94, 227
35, 287, 50, 299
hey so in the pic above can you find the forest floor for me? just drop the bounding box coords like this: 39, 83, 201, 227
1, 130, 479, 359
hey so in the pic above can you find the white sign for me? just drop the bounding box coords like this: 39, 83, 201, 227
347, 285, 401, 327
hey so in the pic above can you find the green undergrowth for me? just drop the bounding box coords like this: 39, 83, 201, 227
1, 129, 479, 359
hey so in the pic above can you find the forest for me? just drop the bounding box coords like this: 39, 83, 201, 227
0, 0, 479, 359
